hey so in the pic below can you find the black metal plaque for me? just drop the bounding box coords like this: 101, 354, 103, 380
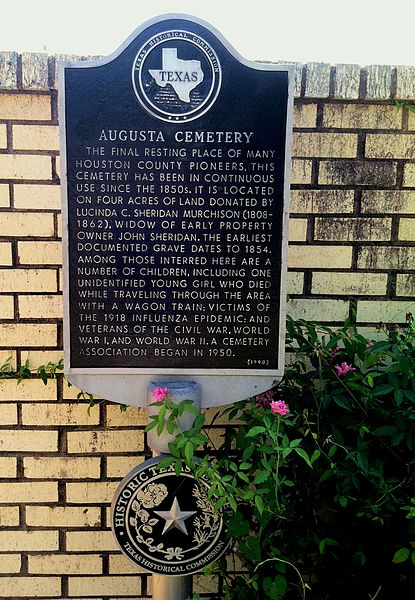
111, 456, 229, 575
61, 14, 293, 375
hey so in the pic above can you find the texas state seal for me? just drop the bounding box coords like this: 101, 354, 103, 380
111, 456, 229, 575
132, 30, 222, 123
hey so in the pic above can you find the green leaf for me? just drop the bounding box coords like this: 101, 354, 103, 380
263, 575, 287, 600
174, 458, 182, 477
310, 449, 321, 464
246, 426, 266, 437
374, 425, 397, 436
373, 384, 395, 397
294, 447, 312, 467
184, 441, 194, 464
242, 535, 261, 562
392, 547, 410, 563
158, 456, 175, 470
228, 512, 251, 537
144, 419, 158, 432
255, 494, 264, 515
253, 471, 270, 485
239, 462, 251, 470
333, 395, 352, 411
229, 495, 237, 512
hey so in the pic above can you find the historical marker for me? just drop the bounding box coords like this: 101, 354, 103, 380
60, 14, 294, 406
112, 456, 229, 575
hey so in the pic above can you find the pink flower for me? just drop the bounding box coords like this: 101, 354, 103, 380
270, 400, 289, 416
151, 386, 170, 402
334, 362, 356, 377
366, 341, 374, 348
330, 346, 341, 357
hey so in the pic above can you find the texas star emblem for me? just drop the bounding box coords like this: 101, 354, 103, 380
132, 30, 221, 122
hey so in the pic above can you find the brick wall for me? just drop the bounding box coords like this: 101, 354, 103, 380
0, 52, 414, 599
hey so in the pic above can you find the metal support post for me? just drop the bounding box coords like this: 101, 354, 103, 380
147, 380, 201, 600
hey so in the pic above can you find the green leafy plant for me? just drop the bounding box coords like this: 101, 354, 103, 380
154, 315, 415, 599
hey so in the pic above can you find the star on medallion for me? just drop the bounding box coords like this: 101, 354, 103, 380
154, 497, 197, 535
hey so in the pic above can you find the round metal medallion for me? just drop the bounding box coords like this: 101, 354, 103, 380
111, 456, 229, 575
132, 29, 222, 123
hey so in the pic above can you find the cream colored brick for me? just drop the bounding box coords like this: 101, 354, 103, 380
366, 134, 415, 159
57, 213, 62, 237
0, 154, 51, 180
0, 212, 54, 236
24, 456, 101, 479
26, 505, 101, 527
396, 274, 415, 297
63, 379, 99, 400
408, 111, 415, 131
291, 159, 312, 184
0, 93, 51, 120
290, 189, 354, 213
0, 350, 16, 370
0, 268, 57, 292
315, 217, 391, 241
69, 576, 141, 597
293, 132, 357, 158
319, 160, 397, 186
1, 530, 56, 553
106, 404, 147, 427
22, 403, 99, 426
0, 242, 12, 265
194, 575, 219, 593
323, 104, 401, 129
18, 241, 62, 264
287, 299, 349, 322
287, 271, 304, 294
106, 456, 144, 478
289, 218, 307, 241
13, 124, 59, 150
109, 554, 145, 574
0, 404, 18, 425
14, 183, 61, 209
0, 505, 19, 526
59, 267, 63, 291
361, 190, 415, 214
29, 554, 102, 575
403, 163, 415, 186
0, 554, 21, 574
0, 323, 56, 346
0, 482, 58, 502
55, 154, 61, 178
19, 294, 62, 318
66, 530, 119, 552
205, 427, 226, 449
288, 245, 352, 268
66, 481, 119, 504
0, 577, 60, 597
0, 430, 57, 451
312, 272, 388, 295
0, 458, 17, 478
293, 103, 317, 128
358, 247, 415, 270
0, 378, 56, 401
67, 430, 144, 453
357, 301, 415, 323
0, 184, 9, 207
20, 350, 63, 369
0, 295, 14, 318
398, 218, 415, 241
0, 124, 6, 149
